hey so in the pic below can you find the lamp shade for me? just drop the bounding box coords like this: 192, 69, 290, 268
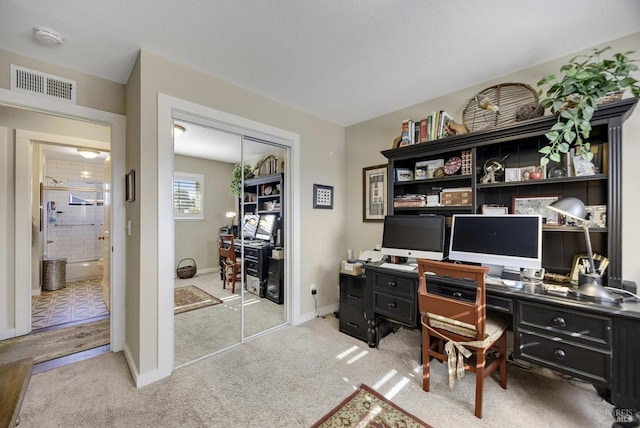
548, 197, 587, 223
77, 148, 100, 159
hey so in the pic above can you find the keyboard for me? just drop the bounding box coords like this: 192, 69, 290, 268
379, 262, 416, 271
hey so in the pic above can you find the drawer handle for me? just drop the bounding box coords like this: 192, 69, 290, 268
347, 322, 360, 328
346, 294, 360, 300
452, 291, 462, 299
387, 281, 397, 288
553, 316, 566, 328
388, 302, 397, 309
554, 349, 566, 360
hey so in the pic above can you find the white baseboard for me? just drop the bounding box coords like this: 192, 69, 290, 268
299, 302, 338, 325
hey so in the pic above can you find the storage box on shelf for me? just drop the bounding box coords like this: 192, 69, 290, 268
382, 98, 638, 288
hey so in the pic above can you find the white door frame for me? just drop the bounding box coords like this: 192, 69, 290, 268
1, 88, 126, 351
157, 94, 301, 375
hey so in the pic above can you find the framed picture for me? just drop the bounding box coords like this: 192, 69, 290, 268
363, 164, 387, 222
512, 194, 560, 224
505, 167, 520, 182
481, 205, 508, 215
313, 184, 333, 209
395, 168, 413, 182
585, 205, 607, 228
125, 170, 136, 202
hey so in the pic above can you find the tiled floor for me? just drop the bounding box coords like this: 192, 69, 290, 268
31, 277, 110, 330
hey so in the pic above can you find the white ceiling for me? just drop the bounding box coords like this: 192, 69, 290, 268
1, 1, 639, 128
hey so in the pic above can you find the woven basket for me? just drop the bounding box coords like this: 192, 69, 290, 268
176, 258, 197, 279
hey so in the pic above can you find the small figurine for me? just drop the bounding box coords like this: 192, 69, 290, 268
445, 119, 468, 135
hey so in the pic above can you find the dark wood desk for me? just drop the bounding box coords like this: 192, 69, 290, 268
361, 264, 640, 413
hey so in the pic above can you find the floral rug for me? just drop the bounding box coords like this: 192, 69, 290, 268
311, 384, 432, 428
174, 285, 223, 315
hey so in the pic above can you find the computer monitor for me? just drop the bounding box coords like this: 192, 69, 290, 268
241, 214, 259, 239
448, 214, 542, 276
381, 215, 445, 261
255, 214, 276, 241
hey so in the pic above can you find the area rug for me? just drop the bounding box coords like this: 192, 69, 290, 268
311, 384, 432, 428
0, 318, 110, 364
174, 285, 223, 315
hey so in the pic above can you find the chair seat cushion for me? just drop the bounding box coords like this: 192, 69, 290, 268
427, 313, 506, 346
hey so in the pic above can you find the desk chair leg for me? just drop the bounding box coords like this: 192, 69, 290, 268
422, 326, 431, 392
499, 334, 507, 389
475, 352, 486, 419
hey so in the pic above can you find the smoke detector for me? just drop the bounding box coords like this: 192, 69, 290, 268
33, 27, 64, 46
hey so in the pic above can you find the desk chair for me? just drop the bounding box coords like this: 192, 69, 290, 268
416, 259, 507, 419
219, 234, 242, 293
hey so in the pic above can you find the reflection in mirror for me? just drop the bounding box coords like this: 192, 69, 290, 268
173, 121, 287, 368
173, 121, 242, 367
241, 142, 286, 339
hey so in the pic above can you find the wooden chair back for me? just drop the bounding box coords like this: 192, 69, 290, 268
417, 259, 489, 339
219, 234, 236, 262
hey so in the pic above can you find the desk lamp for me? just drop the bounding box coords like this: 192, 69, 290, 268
225, 211, 236, 236
548, 197, 621, 304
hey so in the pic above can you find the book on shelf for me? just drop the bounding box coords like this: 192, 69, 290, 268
419, 118, 428, 143
400, 119, 411, 147
437, 111, 454, 139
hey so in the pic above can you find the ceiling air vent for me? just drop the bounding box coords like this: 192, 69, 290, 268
10, 65, 76, 104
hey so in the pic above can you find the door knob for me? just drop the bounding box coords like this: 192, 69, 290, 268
97, 235, 105, 240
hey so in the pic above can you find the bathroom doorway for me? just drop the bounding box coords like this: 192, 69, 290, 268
33, 143, 111, 333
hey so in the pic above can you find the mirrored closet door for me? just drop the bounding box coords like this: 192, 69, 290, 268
173, 120, 287, 367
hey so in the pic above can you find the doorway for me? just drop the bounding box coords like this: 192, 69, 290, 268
33, 142, 111, 332
1, 90, 126, 356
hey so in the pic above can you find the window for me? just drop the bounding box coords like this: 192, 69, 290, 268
174, 172, 204, 220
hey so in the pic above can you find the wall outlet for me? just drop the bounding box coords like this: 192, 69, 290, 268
310, 283, 317, 295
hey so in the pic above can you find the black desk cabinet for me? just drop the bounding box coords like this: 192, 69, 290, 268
360, 264, 640, 413
266, 257, 284, 304
339, 273, 368, 342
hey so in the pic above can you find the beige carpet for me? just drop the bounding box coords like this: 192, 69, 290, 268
0, 319, 110, 364
17, 316, 617, 427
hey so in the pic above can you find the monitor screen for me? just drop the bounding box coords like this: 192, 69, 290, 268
448, 214, 542, 275
241, 214, 259, 239
255, 214, 276, 241
381, 215, 445, 261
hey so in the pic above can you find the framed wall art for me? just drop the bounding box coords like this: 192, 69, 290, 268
313, 184, 333, 209
363, 164, 387, 222
512, 194, 560, 224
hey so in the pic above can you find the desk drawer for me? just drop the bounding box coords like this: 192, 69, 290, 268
427, 282, 513, 314
518, 330, 610, 385
339, 304, 368, 342
373, 292, 416, 326
518, 302, 611, 347
372, 272, 416, 299
340, 277, 366, 310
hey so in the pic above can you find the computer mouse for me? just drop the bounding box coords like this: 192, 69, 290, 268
502, 279, 516, 286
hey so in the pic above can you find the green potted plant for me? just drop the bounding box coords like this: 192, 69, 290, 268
537, 47, 640, 166
230, 163, 253, 196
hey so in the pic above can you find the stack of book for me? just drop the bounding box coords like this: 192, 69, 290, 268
394, 194, 427, 208
399, 110, 455, 147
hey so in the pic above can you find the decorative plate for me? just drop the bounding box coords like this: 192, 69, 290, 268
432, 166, 446, 178
444, 157, 462, 175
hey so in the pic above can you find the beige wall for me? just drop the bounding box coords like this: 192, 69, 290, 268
174, 155, 236, 270
345, 31, 640, 285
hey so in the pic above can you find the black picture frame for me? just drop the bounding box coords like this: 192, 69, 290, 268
362, 164, 387, 222
125, 170, 136, 202
313, 184, 333, 209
